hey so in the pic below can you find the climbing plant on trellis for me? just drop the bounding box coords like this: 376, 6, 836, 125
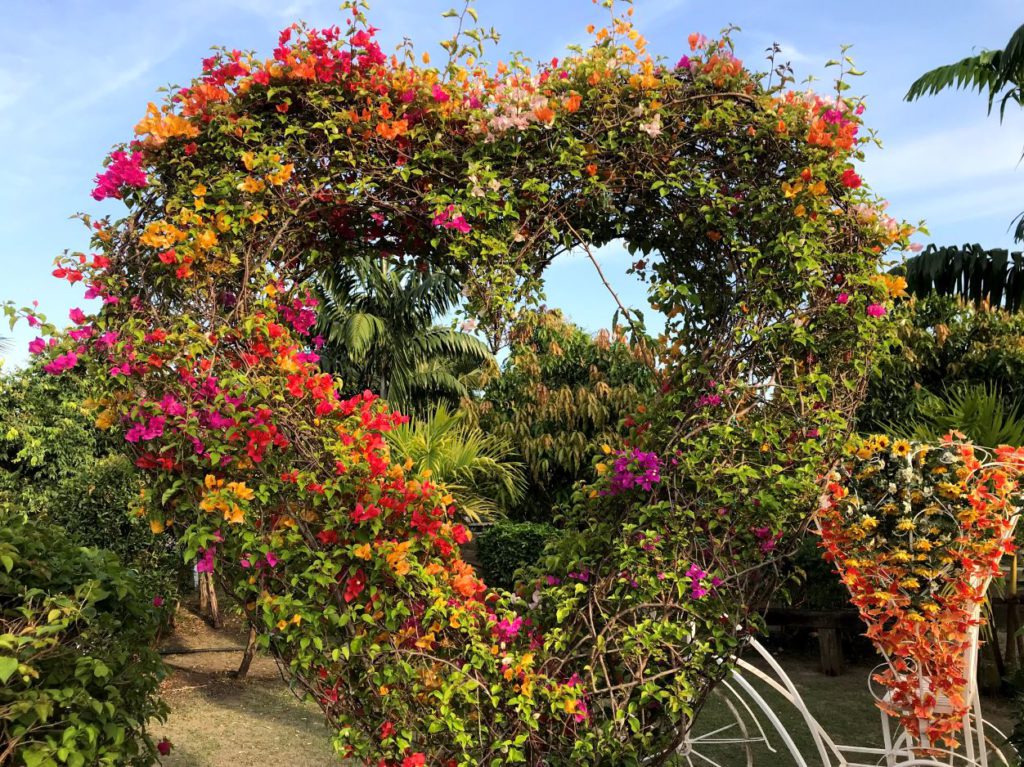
13, 3, 915, 765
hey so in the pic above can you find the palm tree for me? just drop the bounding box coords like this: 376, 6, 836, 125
386, 403, 526, 523
906, 23, 1024, 117
315, 257, 491, 415
906, 23, 1024, 240
897, 244, 1024, 312
888, 382, 1024, 448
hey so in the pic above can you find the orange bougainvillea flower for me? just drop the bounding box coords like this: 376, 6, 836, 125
533, 104, 555, 124
135, 102, 199, 146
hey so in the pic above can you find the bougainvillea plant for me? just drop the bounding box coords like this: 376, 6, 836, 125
817, 435, 1024, 748
9, 1, 917, 763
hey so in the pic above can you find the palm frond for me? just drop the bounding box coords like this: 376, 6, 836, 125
891, 382, 1024, 447
894, 243, 1024, 312
906, 23, 1024, 118
387, 403, 526, 523
313, 256, 494, 413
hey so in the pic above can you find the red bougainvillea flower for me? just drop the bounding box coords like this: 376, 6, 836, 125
156, 739, 172, 756
841, 167, 862, 188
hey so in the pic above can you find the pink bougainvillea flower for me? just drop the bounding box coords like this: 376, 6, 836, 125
430, 84, 449, 103
494, 615, 524, 641
43, 351, 78, 375
836, 292, 849, 304
69, 307, 87, 324
866, 303, 886, 317
153, 595, 165, 607
265, 551, 280, 567
27, 337, 46, 355
196, 546, 216, 573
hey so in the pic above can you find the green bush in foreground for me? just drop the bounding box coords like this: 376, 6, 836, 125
0, 515, 167, 767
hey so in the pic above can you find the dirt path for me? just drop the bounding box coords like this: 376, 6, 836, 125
150, 608, 339, 767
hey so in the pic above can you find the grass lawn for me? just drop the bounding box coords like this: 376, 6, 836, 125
150, 608, 338, 767
150, 609, 1020, 766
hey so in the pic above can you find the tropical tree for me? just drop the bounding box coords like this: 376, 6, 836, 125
898, 243, 1024, 312
906, 23, 1024, 239
386, 402, 525, 523
315, 256, 491, 415
859, 294, 1024, 430
465, 309, 658, 521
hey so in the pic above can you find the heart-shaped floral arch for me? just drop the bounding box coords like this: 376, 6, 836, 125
19, 4, 914, 765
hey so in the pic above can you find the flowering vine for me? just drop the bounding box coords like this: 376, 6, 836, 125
9, 2, 918, 763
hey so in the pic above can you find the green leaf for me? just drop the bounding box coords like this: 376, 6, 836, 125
0, 655, 18, 683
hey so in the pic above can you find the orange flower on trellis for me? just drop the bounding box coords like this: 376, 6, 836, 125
816, 435, 1024, 747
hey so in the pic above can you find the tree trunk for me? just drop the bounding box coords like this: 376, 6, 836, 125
198, 568, 209, 613
205, 571, 222, 629
235, 622, 258, 679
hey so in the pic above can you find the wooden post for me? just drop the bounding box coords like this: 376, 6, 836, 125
818, 628, 844, 677
198, 568, 209, 613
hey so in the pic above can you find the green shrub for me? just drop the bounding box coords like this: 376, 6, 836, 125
476, 520, 556, 590
0, 368, 187, 603
0, 515, 168, 766
860, 295, 1024, 431
47, 455, 186, 602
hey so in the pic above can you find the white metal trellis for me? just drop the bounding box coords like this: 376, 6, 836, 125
674, 626, 1017, 767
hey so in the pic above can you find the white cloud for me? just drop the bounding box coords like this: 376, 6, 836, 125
866, 116, 1024, 195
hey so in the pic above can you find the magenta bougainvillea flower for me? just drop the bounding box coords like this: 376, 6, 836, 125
91, 150, 148, 201
606, 449, 662, 494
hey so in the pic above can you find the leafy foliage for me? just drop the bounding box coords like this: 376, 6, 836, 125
16, 7, 914, 765
0, 514, 167, 766
316, 256, 491, 415
860, 295, 1024, 430
386, 403, 526, 523
0, 367, 185, 601
476, 520, 556, 591
466, 309, 657, 521
897, 243, 1024, 312
893, 382, 1024, 447
0, 368, 119, 514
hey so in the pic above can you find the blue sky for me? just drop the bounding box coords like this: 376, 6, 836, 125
1, 0, 1022, 366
